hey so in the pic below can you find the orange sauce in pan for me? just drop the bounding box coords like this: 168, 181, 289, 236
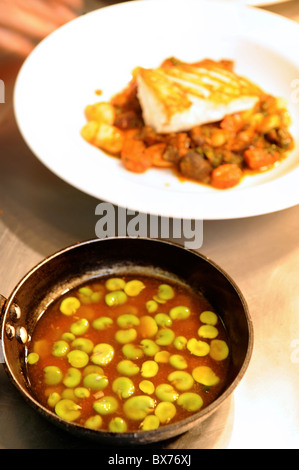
26, 274, 230, 432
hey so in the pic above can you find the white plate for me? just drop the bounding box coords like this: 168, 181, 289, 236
146, 0, 291, 7
248, 1, 289, 5
14, 0, 299, 220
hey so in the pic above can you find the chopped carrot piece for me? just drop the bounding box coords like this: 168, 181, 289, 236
144, 143, 173, 168
122, 128, 140, 140
211, 163, 242, 189
121, 132, 150, 173
244, 148, 280, 170
220, 113, 244, 133
175, 133, 191, 157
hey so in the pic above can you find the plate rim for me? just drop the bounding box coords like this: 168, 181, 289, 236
14, 0, 299, 220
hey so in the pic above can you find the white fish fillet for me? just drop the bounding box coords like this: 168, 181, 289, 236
136, 59, 262, 133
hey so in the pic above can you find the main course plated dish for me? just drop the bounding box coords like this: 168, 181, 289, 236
26, 274, 230, 433
81, 57, 294, 190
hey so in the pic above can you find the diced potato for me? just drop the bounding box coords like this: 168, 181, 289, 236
258, 114, 281, 133
84, 102, 116, 125
94, 123, 124, 154
80, 120, 99, 143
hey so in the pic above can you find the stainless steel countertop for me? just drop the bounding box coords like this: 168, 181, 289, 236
0, 0, 299, 450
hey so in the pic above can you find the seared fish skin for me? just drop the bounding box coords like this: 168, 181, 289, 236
136, 58, 262, 133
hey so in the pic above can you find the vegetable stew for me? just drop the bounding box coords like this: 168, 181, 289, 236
81, 58, 294, 189
26, 274, 230, 432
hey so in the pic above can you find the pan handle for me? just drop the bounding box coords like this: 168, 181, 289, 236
0, 294, 7, 332
0, 294, 7, 363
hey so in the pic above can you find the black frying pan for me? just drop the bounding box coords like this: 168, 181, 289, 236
0, 237, 253, 445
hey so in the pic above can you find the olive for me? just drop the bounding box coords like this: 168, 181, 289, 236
78, 286, 93, 297
154, 313, 172, 328
78, 288, 91, 305
117, 360, 140, 376
145, 300, 158, 313
47, 392, 61, 408
61, 389, 78, 401
61, 332, 76, 342
92, 317, 113, 330
199, 310, 218, 325
140, 415, 160, 431
55, 399, 81, 421
27, 352, 39, 365
90, 292, 102, 303
122, 343, 144, 360
177, 392, 203, 412
85, 415, 103, 430
124, 280, 145, 296
74, 387, 90, 399
187, 338, 210, 356
105, 278, 126, 291
78, 287, 101, 304
155, 384, 179, 402
141, 360, 159, 378
112, 377, 135, 399
154, 350, 170, 363
138, 316, 158, 338
67, 350, 89, 368
153, 295, 166, 304
168, 371, 194, 391
192, 366, 220, 386
117, 314, 140, 329
115, 328, 137, 344
118, 305, 139, 316
71, 337, 94, 354
82, 364, 104, 376
63, 367, 82, 388
43, 366, 63, 386
173, 336, 187, 350
169, 354, 188, 370
59, 297, 81, 316
198, 325, 218, 339
105, 290, 127, 307
83, 373, 109, 391
154, 402, 176, 424
139, 380, 155, 395
91, 343, 114, 366
70, 318, 89, 336
140, 339, 160, 357
32, 339, 49, 357
157, 284, 175, 300
169, 305, 190, 320
209, 339, 229, 361
155, 328, 175, 346
93, 396, 119, 415
123, 395, 155, 420
108, 417, 128, 433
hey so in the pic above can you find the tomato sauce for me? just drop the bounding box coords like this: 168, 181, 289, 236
26, 274, 231, 432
